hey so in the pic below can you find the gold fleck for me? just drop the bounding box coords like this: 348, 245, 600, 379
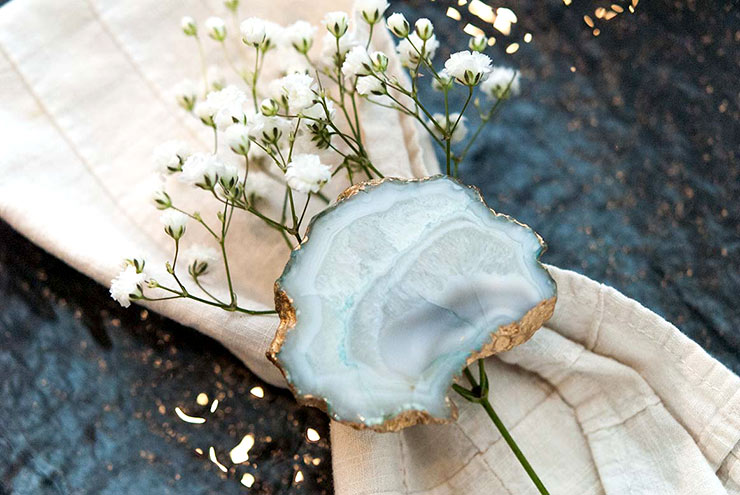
208, 446, 228, 473
196, 393, 209, 406
563, 0, 572, 5
468, 0, 495, 23
294, 470, 304, 483
210, 399, 219, 413
593, 28, 601, 36
229, 433, 255, 464
250, 386, 264, 398
306, 428, 321, 442
584, 15, 595, 28
487, 37, 496, 46
493, 7, 517, 36
463, 23, 486, 38
570, 66, 577, 72
458, 0, 467, 5
241, 473, 255, 488
611, 3, 624, 12
175, 407, 206, 424
446, 7, 461, 20
195, 448, 204, 455
523, 32, 532, 43
505, 42, 519, 54
595, 7, 607, 18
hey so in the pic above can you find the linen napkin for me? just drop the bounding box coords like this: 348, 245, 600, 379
0, 0, 737, 493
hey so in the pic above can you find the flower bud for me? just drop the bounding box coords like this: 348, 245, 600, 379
356, 76, 386, 96
260, 98, 280, 116
153, 190, 172, 210
323, 11, 349, 38
225, 123, 251, 155
356, 0, 389, 25
224, 0, 239, 13
161, 210, 188, 240
414, 18, 434, 40
370, 51, 389, 72
468, 35, 487, 52
205, 16, 227, 42
173, 79, 198, 111
181, 16, 197, 36
431, 70, 453, 91
124, 256, 146, 273
240, 17, 267, 46
218, 164, 239, 193
288, 21, 316, 54
386, 13, 409, 37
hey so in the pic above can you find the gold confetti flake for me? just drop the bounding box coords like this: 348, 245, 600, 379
175, 407, 206, 424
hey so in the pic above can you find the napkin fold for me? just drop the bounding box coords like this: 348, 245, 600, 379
1, 0, 737, 493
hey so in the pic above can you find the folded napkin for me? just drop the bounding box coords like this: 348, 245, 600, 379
1, 0, 737, 494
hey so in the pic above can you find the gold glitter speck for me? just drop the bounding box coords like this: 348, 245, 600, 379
229, 434, 255, 464
208, 446, 228, 473
241, 473, 255, 488
175, 407, 206, 424
306, 428, 321, 442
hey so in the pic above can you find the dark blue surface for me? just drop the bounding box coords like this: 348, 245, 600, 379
0, 0, 738, 493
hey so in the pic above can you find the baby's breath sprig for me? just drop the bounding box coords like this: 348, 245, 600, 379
113, 6, 540, 489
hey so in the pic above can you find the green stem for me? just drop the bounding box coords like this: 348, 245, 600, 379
153, 284, 275, 315
251, 47, 261, 112
479, 398, 549, 494
193, 276, 226, 305
219, 202, 236, 308
455, 360, 550, 495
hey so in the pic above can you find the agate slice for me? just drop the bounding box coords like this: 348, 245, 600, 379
268, 176, 557, 432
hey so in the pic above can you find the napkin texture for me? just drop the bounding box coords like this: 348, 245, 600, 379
0, 1, 737, 494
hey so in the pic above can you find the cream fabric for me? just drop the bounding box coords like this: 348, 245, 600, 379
0, 1, 738, 494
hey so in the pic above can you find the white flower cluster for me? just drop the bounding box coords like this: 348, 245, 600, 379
194, 85, 250, 130
153, 140, 191, 174
480, 67, 522, 99
270, 73, 316, 112
355, 0, 389, 25
444, 50, 492, 86
430, 113, 468, 144
285, 154, 331, 193
161, 209, 189, 239
181, 152, 236, 189
117, 4, 529, 313
239, 17, 284, 50
109, 263, 146, 308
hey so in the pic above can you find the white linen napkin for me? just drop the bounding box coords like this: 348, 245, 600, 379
1, 1, 738, 493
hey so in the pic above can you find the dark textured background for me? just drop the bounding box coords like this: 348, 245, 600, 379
1, 0, 738, 493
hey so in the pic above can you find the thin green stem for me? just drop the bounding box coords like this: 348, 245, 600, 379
455, 360, 550, 495
152, 285, 275, 315
287, 188, 301, 243
251, 47, 261, 112
170, 239, 187, 293
297, 194, 311, 229
479, 399, 549, 494
219, 201, 236, 308
193, 276, 226, 305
